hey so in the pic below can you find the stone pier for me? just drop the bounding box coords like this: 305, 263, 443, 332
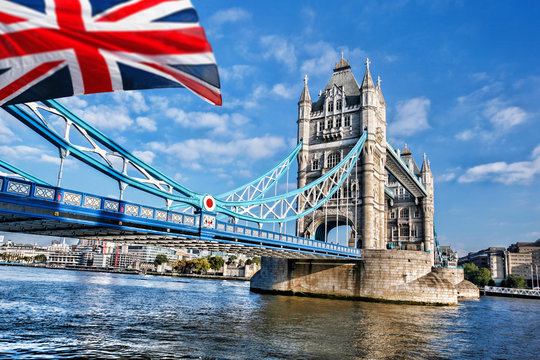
250, 250, 479, 305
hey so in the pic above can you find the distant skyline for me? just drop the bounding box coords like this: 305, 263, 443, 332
1, 1, 539, 255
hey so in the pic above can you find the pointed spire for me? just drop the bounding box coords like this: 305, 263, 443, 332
298, 74, 311, 103
361, 58, 375, 90
421, 153, 431, 173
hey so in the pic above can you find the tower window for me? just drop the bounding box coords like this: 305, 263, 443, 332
399, 224, 410, 237
327, 102, 333, 112
344, 115, 351, 127
411, 226, 418, 237
336, 116, 342, 128
414, 208, 421, 218
336, 99, 342, 111
399, 208, 409, 219
311, 158, 320, 171
327, 153, 340, 168
390, 211, 396, 219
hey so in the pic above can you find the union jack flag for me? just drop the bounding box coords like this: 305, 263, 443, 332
0, 0, 222, 106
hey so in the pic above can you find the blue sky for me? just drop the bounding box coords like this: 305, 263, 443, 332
1, 1, 539, 255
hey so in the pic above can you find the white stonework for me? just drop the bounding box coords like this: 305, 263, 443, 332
296, 56, 436, 264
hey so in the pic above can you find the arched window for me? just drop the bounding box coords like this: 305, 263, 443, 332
327, 153, 340, 168
399, 224, 410, 237
327, 101, 334, 112
336, 99, 342, 111
399, 208, 409, 218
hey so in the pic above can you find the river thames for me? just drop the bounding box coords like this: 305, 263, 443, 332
0, 266, 538, 359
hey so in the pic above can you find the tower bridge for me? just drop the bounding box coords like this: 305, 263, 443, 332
0, 57, 478, 304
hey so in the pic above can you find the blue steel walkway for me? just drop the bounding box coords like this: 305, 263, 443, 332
0, 176, 362, 260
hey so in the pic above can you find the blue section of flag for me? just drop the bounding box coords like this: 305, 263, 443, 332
8, 0, 45, 14
0, 69, 9, 76
155, 8, 199, 23
5, 66, 74, 105
119, 63, 183, 91
89, 0, 132, 17
171, 64, 220, 88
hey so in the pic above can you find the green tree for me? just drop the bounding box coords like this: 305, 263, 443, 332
208, 256, 225, 271
195, 258, 211, 273
154, 254, 169, 266
227, 255, 238, 264
462, 263, 491, 287
172, 259, 186, 273
34, 254, 47, 263
476, 267, 491, 287
505, 274, 526, 289
463, 263, 479, 283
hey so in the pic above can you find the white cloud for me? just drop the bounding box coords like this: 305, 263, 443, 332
436, 172, 456, 183
458, 145, 540, 185
388, 97, 431, 136
133, 150, 155, 164
455, 129, 475, 141
484, 99, 527, 131
135, 117, 157, 132
208, 8, 250, 27
271, 83, 296, 99
220, 65, 255, 82
113, 92, 149, 113
148, 136, 287, 166
166, 108, 249, 135
0, 116, 17, 143
260, 35, 296, 70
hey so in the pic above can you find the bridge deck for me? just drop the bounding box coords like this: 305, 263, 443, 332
0, 176, 361, 260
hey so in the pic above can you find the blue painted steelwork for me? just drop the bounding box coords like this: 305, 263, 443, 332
0, 175, 362, 259
3, 101, 202, 207
213, 132, 367, 223
218, 141, 302, 201
0, 158, 50, 185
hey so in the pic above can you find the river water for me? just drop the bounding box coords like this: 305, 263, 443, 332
0, 266, 538, 359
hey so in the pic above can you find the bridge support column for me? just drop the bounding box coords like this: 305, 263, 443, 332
250, 251, 478, 305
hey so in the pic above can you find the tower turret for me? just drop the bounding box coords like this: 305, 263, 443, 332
297, 75, 312, 145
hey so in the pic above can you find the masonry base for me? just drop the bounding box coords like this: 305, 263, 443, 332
250, 250, 479, 305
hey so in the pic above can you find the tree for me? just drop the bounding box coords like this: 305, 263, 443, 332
154, 254, 169, 266
227, 255, 238, 264
208, 256, 225, 271
172, 259, 186, 272
504, 274, 526, 289
462, 263, 491, 287
195, 258, 210, 273
34, 254, 47, 263
476, 267, 491, 287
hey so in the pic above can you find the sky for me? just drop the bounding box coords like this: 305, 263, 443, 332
1, 1, 539, 255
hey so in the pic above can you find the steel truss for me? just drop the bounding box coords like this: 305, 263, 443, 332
214, 132, 367, 223
2, 101, 367, 224
3, 100, 202, 208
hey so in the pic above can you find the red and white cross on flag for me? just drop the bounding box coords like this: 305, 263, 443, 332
0, 0, 222, 106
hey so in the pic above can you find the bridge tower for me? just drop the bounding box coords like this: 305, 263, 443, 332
296, 55, 388, 249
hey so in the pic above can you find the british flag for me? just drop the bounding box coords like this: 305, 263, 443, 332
0, 0, 222, 106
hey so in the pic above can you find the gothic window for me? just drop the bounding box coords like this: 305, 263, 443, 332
411, 226, 418, 238
390, 211, 396, 219
414, 208, 421, 218
327, 102, 334, 112
399, 224, 410, 237
392, 227, 398, 238
336, 116, 342, 128
399, 208, 409, 219
311, 158, 320, 171
344, 115, 351, 127
336, 99, 342, 111
327, 152, 340, 168
325, 118, 330, 129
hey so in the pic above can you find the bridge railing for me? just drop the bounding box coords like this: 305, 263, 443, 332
0, 175, 361, 258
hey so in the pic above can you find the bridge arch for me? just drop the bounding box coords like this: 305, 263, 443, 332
304, 214, 358, 246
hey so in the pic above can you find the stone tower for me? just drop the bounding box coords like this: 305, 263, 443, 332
296, 55, 387, 249
296, 55, 435, 260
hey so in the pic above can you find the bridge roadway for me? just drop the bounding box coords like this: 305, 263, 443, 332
0, 176, 361, 260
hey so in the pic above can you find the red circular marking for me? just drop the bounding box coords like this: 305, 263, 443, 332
206, 198, 214, 209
